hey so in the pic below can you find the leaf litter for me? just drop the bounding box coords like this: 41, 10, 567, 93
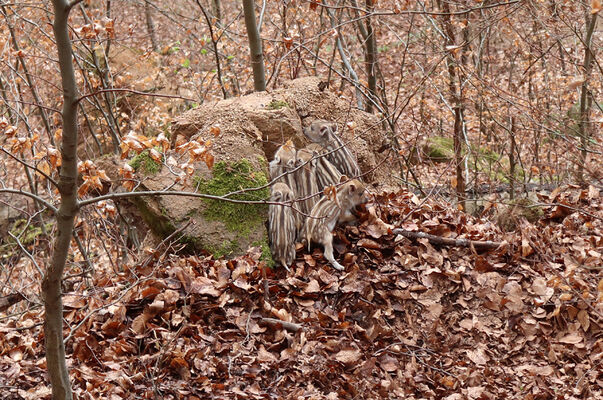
1, 186, 602, 399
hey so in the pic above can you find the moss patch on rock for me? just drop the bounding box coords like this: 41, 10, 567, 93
129, 149, 162, 175
130, 196, 175, 238
266, 99, 289, 110
194, 159, 269, 236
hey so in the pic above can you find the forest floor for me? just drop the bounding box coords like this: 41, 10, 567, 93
1, 185, 601, 399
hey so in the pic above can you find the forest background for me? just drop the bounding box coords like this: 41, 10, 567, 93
0, 0, 601, 399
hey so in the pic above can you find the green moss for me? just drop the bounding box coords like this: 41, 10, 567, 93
266, 99, 289, 110
473, 146, 500, 165
194, 159, 269, 236
252, 238, 275, 268
128, 149, 162, 175
9, 219, 53, 245
424, 136, 454, 161
257, 155, 268, 170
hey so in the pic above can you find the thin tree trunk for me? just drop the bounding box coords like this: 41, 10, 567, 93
1, 5, 55, 146
0, 73, 14, 123
577, 11, 597, 184
196, 0, 228, 98
212, 0, 222, 24
509, 116, 516, 200
364, 0, 377, 112
242, 0, 266, 91
438, 0, 465, 210
45, 0, 81, 398
325, 6, 364, 109
145, 1, 159, 52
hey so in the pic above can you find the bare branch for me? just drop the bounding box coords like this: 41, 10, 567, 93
0, 188, 57, 213
77, 88, 197, 104
0, 147, 59, 187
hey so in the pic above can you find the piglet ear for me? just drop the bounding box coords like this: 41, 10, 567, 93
330, 123, 338, 133
320, 125, 330, 138
339, 175, 349, 183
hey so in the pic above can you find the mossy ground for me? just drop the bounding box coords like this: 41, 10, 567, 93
9, 219, 53, 245
253, 238, 275, 268
497, 196, 544, 231
128, 149, 162, 175
424, 136, 454, 161
424, 136, 527, 182
1, 219, 54, 258
204, 239, 240, 259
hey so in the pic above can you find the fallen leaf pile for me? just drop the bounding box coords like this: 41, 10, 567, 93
1, 186, 601, 399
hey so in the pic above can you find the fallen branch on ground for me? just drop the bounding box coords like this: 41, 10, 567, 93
260, 317, 302, 332
393, 229, 503, 250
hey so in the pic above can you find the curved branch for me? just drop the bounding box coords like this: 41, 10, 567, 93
77, 189, 272, 208
0, 188, 58, 213
77, 88, 197, 104
0, 147, 59, 187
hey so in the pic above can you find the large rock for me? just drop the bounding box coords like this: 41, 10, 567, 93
172, 77, 391, 182
128, 77, 392, 257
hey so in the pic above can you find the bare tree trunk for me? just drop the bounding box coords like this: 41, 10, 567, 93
509, 116, 516, 201
212, 0, 222, 24
577, 11, 597, 184
325, 6, 364, 109
0, 73, 14, 123
145, 1, 159, 52
196, 0, 228, 98
438, 0, 465, 210
364, 0, 377, 112
45, 0, 81, 398
1, 5, 55, 146
242, 0, 266, 91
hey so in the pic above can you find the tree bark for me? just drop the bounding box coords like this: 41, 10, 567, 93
242, 0, 266, 91
44, 0, 81, 398
438, 0, 466, 210
577, 11, 597, 184
1, 4, 54, 146
212, 0, 222, 24
196, 0, 228, 98
364, 0, 377, 112
144, 1, 159, 52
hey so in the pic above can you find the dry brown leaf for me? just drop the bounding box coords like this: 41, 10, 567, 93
557, 332, 583, 344
466, 347, 489, 365
257, 345, 278, 362
335, 349, 362, 365
190, 276, 222, 296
